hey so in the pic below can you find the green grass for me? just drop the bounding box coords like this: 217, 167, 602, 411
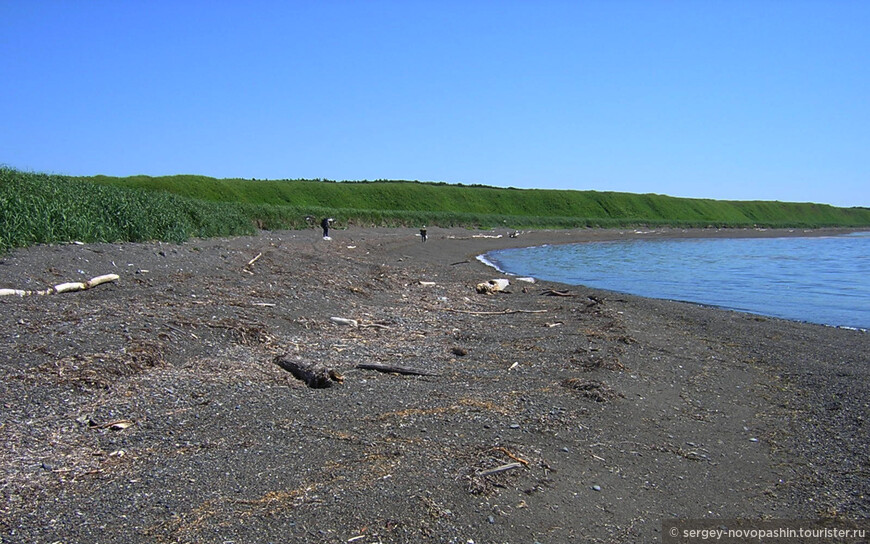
86, 173, 870, 226
0, 169, 256, 252
2, 167, 869, 253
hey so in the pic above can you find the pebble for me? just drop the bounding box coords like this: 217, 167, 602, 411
487, 515, 495, 524
509, 423, 520, 429
749, 437, 759, 442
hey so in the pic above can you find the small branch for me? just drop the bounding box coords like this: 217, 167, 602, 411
541, 289, 575, 297
359, 323, 391, 330
477, 462, 524, 477
242, 253, 263, 275
330, 317, 358, 328
356, 363, 437, 376
246, 252, 263, 266
442, 308, 547, 316
490, 446, 530, 466
330, 317, 390, 330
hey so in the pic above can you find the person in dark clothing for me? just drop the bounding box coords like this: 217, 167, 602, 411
420, 226, 428, 242
321, 217, 333, 239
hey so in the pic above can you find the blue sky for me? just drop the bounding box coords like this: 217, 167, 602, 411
2, 1, 868, 207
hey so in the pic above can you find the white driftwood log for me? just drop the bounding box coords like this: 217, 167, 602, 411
87, 274, 119, 287
0, 289, 26, 297
54, 282, 88, 294
0, 274, 120, 297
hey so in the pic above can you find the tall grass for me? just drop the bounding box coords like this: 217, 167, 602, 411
3, 167, 869, 253
0, 168, 256, 253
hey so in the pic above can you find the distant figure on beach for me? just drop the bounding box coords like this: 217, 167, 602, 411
321, 217, 334, 239
420, 226, 427, 242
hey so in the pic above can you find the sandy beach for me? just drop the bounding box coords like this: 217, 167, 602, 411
1, 226, 867, 543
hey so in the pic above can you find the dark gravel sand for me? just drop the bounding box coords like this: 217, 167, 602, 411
1, 227, 867, 543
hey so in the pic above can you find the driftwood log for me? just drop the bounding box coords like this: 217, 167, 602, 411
356, 363, 437, 376
0, 273, 120, 297
273, 354, 343, 388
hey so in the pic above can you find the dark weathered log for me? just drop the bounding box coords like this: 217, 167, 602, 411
274, 354, 342, 388
356, 363, 437, 376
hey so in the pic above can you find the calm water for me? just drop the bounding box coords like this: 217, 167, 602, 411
483, 232, 870, 330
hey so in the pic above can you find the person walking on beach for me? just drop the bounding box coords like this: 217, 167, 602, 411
321, 217, 333, 239
420, 226, 427, 242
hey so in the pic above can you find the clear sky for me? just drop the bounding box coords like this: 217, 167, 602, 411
2, 1, 868, 207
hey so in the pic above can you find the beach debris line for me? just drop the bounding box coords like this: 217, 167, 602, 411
475, 278, 510, 294
273, 354, 344, 388
356, 362, 438, 376
0, 273, 120, 297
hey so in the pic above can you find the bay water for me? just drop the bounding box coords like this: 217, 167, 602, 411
482, 232, 870, 330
